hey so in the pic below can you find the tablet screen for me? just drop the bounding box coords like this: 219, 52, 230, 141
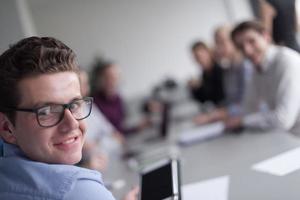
140, 159, 180, 200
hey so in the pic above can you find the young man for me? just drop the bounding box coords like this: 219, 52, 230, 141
226, 21, 300, 135
0, 37, 137, 200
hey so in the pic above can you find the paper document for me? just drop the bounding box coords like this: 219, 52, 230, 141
182, 176, 230, 200
252, 147, 300, 176
178, 122, 225, 146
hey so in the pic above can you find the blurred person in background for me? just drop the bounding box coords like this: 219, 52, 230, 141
78, 69, 124, 172
226, 20, 300, 135
90, 59, 150, 136
193, 25, 249, 125
188, 41, 225, 123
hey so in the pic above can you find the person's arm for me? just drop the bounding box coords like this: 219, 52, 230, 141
194, 107, 228, 125
123, 186, 139, 200
259, 0, 277, 36
296, 0, 300, 32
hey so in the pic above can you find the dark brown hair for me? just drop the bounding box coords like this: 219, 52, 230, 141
0, 36, 79, 122
191, 41, 210, 52
89, 58, 114, 96
231, 20, 266, 46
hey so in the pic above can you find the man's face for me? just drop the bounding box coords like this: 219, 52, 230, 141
11, 72, 86, 165
79, 71, 90, 96
215, 30, 234, 59
234, 29, 269, 66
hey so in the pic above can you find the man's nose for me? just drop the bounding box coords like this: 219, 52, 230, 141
58, 109, 79, 133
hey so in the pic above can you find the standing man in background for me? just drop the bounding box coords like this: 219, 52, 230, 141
259, 0, 300, 52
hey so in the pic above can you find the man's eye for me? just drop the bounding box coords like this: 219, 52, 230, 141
38, 107, 51, 116
70, 102, 81, 110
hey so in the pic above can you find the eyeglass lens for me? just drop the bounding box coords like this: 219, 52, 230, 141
36, 98, 92, 127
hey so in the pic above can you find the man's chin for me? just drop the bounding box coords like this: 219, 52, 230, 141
55, 153, 82, 165
67, 154, 82, 165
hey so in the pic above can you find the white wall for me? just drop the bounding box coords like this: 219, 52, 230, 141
0, 1, 24, 53
15, 0, 37, 37
26, 0, 253, 99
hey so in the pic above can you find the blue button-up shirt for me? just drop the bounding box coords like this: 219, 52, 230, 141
0, 139, 115, 200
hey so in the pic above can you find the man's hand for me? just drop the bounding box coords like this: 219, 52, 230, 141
193, 114, 211, 125
123, 186, 139, 200
193, 108, 228, 125
225, 117, 242, 131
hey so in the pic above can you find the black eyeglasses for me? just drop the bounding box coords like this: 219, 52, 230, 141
6, 97, 93, 127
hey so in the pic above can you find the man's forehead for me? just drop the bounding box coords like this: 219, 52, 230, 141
17, 72, 81, 107
239, 29, 262, 39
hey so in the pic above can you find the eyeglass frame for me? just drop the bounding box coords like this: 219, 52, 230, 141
3, 97, 93, 128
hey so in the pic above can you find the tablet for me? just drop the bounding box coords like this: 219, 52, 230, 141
139, 158, 181, 200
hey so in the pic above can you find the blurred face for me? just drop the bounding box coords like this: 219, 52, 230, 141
214, 30, 234, 59
10, 72, 86, 164
234, 29, 270, 66
100, 65, 120, 96
193, 47, 212, 71
79, 71, 90, 97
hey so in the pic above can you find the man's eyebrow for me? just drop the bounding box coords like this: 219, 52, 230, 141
70, 96, 84, 103
31, 96, 83, 108
30, 102, 59, 108
71, 96, 83, 101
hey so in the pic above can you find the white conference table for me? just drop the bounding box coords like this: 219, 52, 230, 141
103, 116, 300, 200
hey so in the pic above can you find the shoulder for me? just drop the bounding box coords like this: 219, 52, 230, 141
276, 46, 300, 69
64, 171, 115, 200
268, 47, 300, 83
0, 157, 112, 200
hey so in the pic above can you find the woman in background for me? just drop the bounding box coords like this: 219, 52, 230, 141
90, 59, 149, 136
188, 40, 225, 125
78, 69, 124, 172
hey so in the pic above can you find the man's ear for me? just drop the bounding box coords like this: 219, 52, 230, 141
0, 112, 17, 145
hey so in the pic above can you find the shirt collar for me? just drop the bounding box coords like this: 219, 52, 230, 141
260, 45, 277, 73
0, 139, 27, 158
